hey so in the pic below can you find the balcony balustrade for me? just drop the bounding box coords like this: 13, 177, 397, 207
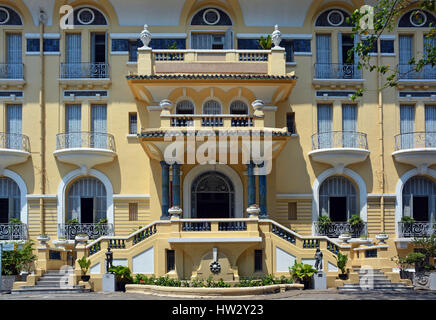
167, 114, 256, 128
398, 222, 435, 238
393, 132, 436, 168
58, 223, 114, 240
0, 223, 28, 240
312, 131, 368, 150
314, 63, 362, 80
313, 221, 368, 238
398, 64, 436, 80
0, 133, 30, 152
0, 63, 23, 79
60, 63, 109, 79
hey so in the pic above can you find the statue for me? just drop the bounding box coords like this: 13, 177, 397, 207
140, 24, 151, 49
105, 247, 113, 273
314, 248, 323, 271
271, 25, 282, 48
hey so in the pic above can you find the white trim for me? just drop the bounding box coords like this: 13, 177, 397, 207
113, 194, 150, 200
183, 164, 244, 218
312, 168, 368, 234
26, 194, 57, 200
110, 33, 139, 39
57, 169, 114, 234
168, 237, 262, 243
126, 62, 137, 65
367, 193, 396, 198
111, 51, 129, 55
353, 245, 389, 251
394, 168, 436, 235
2, 170, 28, 225
44, 52, 60, 56
25, 52, 40, 55
25, 33, 61, 39
263, 106, 278, 111
110, 33, 187, 39
276, 193, 312, 199
236, 33, 312, 40
294, 52, 312, 56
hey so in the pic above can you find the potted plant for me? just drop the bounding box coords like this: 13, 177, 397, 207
348, 214, 364, 236
317, 216, 332, 235
413, 234, 436, 268
67, 218, 79, 225
17, 241, 37, 281
77, 256, 91, 282
289, 261, 317, 289
108, 265, 133, 292
258, 35, 272, 50
391, 255, 413, 280
335, 252, 348, 280
9, 218, 22, 225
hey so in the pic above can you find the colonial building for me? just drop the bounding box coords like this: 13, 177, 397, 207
0, 0, 435, 291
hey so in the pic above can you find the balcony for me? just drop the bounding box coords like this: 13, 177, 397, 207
59, 63, 110, 88
167, 114, 256, 128
393, 132, 436, 168
398, 222, 434, 238
0, 133, 31, 171
54, 132, 116, 171
0, 63, 23, 80
313, 222, 368, 238
313, 63, 363, 88
309, 131, 370, 168
58, 223, 114, 240
0, 223, 28, 240
398, 64, 436, 80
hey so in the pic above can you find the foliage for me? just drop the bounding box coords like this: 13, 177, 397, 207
349, 0, 436, 100
167, 41, 178, 50
1, 241, 37, 275
258, 35, 272, 50
318, 215, 332, 227
67, 219, 79, 225
108, 265, 133, 283
391, 255, 411, 270
289, 261, 317, 282
77, 256, 91, 275
348, 214, 364, 226
97, 218, 108, 224
401, 216, 415, 223
413, 234, 436, 262
9, 218, 22, 224
404, 252, 426, 265
335, 252, 348, 275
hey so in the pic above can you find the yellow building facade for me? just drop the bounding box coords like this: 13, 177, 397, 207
1, 0, 435, 291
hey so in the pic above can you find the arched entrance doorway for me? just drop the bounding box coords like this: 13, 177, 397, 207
191, 171, 234, 218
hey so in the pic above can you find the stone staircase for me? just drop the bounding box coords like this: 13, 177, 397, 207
11, 270, 90, 295
338, 268, 414, 293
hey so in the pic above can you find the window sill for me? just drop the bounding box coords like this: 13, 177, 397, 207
111, 51, 129, 55
286, 62, 297, 66
126, 61, 138, 65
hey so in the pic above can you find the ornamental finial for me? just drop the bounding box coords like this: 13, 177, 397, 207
140, 24, 152, 49
271, 24, 282, 48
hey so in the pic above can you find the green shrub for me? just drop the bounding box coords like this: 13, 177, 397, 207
348, 214, 363, 226
1, 241, 37, 276
9, 218, 22, 224
258, 35, 272, 50
108, 265, 133, 283
401, 216, 415, 223
77, 256, 91, 275
289, 261, 318, 282
335, 252, 348, 275
318, 215, 332, 227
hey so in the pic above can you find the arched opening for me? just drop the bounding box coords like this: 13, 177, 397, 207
319, 176, 357, 222
230, 100, 248, 115
0, 177, 20, 224
66, 176, 107, 224
191, 171, 234, 218
176, 100, 195, 114
402, 176, 436, 222
203, 99, 221, 114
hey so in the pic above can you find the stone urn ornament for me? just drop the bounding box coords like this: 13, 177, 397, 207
37, 234, 50, 247
271, 25, 282, 48
376, 233, 389, 244
247, 204, 260, 217
140, 24, 152, 49
168, 206, 183, 218
338, 233, 351, 244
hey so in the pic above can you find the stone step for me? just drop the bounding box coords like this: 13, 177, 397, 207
340, 284, 413, 290
38, 276, 66, 281
35, 282, 69, 287
338, 287, 414, 293
11, 287, 90, 295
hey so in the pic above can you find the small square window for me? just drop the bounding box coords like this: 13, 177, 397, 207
129, 203, 138, 221
27, 39, 40, 52
288, 202, 297, 220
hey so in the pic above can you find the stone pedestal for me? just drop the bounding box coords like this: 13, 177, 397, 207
102, 273, 116, 292
313, 271, 327, 290
430, 273, 436, 291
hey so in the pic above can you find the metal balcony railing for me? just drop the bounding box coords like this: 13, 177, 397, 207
313, 222, 368, 238
60, 63, 109, 79
394, 132, 436, 150
56, 132, 116, 151
312, 131, 368, 150
0, 223, 28, 240
398, 64, 436, 80
58, 223, 114, 240
0, 133, 30, 152
398, 222, 435, 238
0, 63, 23, 79
314, 63, 362, 79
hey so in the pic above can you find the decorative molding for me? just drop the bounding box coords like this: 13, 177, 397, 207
26, 194, 57, 200
276, 193, 312, 199
168, 237, 262, 243
113, 194, 150, 200
237, 33, 312, 39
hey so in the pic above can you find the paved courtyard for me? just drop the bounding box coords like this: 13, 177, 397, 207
2, 289, 436, 300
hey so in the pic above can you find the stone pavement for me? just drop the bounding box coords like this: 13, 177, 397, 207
1, 289, 436, 300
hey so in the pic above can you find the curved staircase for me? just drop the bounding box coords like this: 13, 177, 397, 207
11, 270, 90, 295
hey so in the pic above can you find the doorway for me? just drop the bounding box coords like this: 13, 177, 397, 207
91, 33, 106, 63
0, 199, 9, 223
80, 198, 94, 223
341, 34, 354, 64
196, 193, 229, 218
413, 196, 429, 221
329, 197, 347, 222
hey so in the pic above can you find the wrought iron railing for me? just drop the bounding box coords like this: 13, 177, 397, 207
394, 132, 436, 150
398, 64, 436, 80
313, 222, 368, 238
56, 132, 116, 151
0, 133, 30, 152
312, 131, 368, 150
0, 223, 28, 240
398, 222, 435, 238
0, 63, 24, 79
58, 223, 114, 240
314, 63, 362, 79
60, 63, 109, 79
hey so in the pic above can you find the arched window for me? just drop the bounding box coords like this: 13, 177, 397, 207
176, 100, 195, 114
191, 8, 232, 26
0, 6, 23, 25
191, 172, 234, 218
203, 100, 221, 114
315, 9, 352, 27
319, 176, 357, 221
73, 7, 107, 26
398, 10, 436, 28
66, 177, 107, 223
0, 177, 20, 223
402, 176, 436, 221
230, 100, 248, 115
